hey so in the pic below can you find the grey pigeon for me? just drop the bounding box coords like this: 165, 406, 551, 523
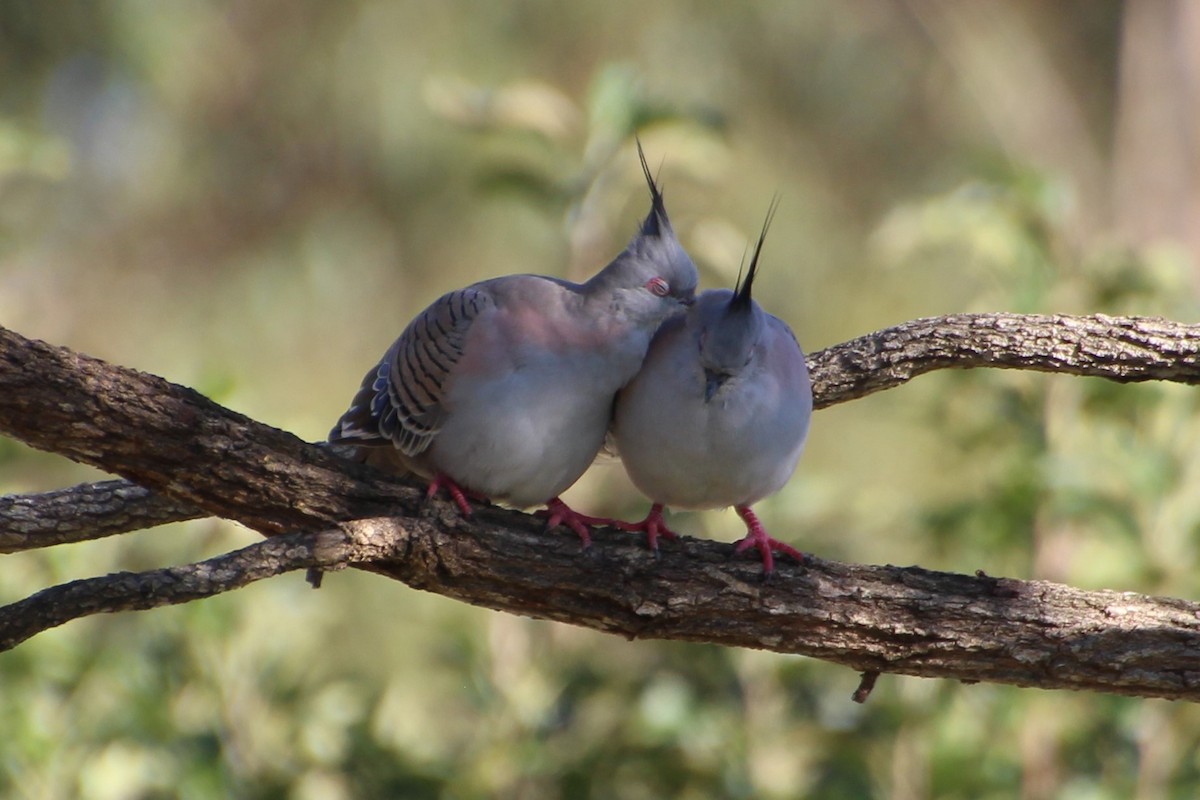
612, 202, 812, 572
329, 144, 699, 545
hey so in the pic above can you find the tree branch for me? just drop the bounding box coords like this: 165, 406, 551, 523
0, 480, 201, 553
7, 312, 1200, 543
6, 510, 1200, 701
3, 316, 1200, 700
809, 312, 1200, 408
0, 324, 423, 534
0, 518, 405, 651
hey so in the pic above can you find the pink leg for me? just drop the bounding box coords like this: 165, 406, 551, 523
615, 503, 679, 553
426, 473, 475, 517
732, 506, 804, 574
539, 497, 623, 548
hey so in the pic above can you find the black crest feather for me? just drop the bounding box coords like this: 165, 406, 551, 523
732, 195, 780, 310
636, 137, 668, 235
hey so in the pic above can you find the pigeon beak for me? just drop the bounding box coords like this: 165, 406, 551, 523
704, 370, 726, 402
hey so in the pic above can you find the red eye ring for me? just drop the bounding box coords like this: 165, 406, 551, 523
646, 277, 670, 297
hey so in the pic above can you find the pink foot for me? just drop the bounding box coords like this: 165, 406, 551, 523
732, 506, 804, 574
426, 473, 475, 517
539, 497, 620, 548
615, 503, 679, 552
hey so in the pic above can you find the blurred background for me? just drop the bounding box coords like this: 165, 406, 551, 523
4, 1, 1200, 797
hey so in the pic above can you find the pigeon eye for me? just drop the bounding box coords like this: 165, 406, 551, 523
646, 277, 670, 297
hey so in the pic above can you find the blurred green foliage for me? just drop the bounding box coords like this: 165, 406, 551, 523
5, 2, 1200, 798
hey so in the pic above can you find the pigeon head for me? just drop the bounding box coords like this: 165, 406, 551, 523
696, 200, 777, 400
586, 141, 699, 321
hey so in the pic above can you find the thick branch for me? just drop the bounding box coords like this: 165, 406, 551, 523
346, 523, 1200, 702
7, 313, 1200, 542
4, 317, 1200, 700
6, 512, 1200, 701
0, 324, 424, 535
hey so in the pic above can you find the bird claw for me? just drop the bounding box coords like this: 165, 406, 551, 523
426, 473, 475, 517
539, 498, 618, 549
733, 506, 805, 574
615, 503, 679, 553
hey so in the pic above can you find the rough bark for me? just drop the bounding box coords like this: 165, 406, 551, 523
0, 480, 201, 553
3, 317, 1200, 701
0, 324, 422, 534
10, 312, 1200, 540
810, 312, 1200, 407
0, 523, 397, 651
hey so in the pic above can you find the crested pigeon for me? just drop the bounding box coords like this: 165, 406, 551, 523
329, 144, 699, 545
612, 202, 812, 572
